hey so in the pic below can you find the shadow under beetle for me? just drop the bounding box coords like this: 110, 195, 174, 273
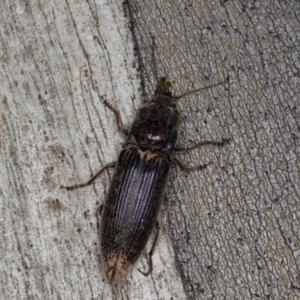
62, 77, 230, 283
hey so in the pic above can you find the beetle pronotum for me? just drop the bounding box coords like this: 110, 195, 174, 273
62, 77, 230, 283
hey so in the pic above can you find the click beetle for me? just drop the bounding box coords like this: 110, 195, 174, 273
62, 77, 230, 283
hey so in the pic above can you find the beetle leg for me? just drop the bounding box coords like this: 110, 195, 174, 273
138, 222, 160, 277
101, 97, 129, 135
174, 138, 231, 153
61, 162, 116, 191
174, 157, 212, 172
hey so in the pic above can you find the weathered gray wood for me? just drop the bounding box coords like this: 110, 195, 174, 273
1, 0, 300, 299
0, 1, 185, 299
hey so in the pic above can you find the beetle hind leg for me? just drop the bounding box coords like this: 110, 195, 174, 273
138, 222, 160, 277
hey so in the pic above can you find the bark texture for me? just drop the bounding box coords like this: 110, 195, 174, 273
127, 1, 300, 299
1, 0, 300, 299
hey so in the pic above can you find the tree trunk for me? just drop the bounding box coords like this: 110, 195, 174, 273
1, 1, 299, 299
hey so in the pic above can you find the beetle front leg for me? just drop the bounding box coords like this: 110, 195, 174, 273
61, 162, 116, 191
138, 222, 160, 277
175, 138, 231, 153
101, 96, 129, 136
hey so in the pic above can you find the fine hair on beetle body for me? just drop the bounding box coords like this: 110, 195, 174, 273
61, 76, 230, 283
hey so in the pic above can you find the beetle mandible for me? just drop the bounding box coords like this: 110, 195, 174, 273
62, 77, 230, 283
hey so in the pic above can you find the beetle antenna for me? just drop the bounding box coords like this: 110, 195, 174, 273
151, 35, 159, 81
174, 77, 229, 101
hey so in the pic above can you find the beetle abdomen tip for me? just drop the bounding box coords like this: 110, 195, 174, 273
103, 253, 132, 284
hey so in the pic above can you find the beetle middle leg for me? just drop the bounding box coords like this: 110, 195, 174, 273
61, 162, 116, 191
138, 222, 160, 277
174, 138, 231, 171
175, 138, 231, 153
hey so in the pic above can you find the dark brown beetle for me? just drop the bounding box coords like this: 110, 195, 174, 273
62, 77, 229, 283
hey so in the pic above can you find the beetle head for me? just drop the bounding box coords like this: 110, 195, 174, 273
152, 77, 176, 107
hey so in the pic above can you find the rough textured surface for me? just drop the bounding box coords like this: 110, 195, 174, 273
127, 0, 300, 299
1, 0, 300, 299
0, 1, 185, 299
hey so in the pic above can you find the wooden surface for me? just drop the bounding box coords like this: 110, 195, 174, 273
0, 1, 184, 299
1, 0, 299, 299
128, 1, 300, 299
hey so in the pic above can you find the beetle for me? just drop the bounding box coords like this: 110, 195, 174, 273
62, 77, 230, 283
